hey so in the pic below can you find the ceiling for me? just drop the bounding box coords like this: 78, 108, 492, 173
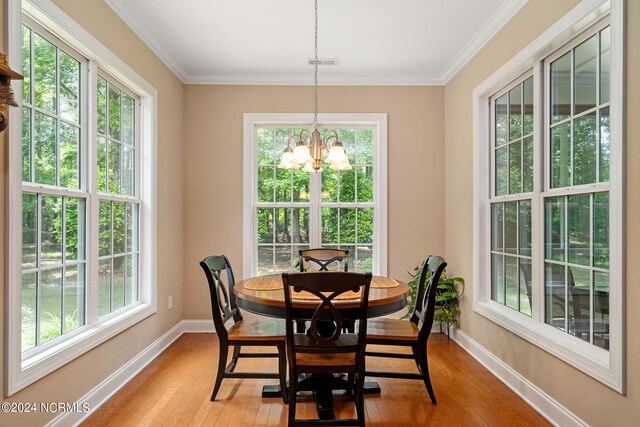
105, 0, 528, 85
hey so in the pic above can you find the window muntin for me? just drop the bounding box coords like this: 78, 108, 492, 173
254, 125, 377, 275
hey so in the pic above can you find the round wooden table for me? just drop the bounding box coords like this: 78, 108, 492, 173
234, 274, 410, 420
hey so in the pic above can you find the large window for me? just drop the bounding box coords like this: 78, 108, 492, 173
244, 114, 387, 279
6, 2, 156, 395
474, 3, 623, 393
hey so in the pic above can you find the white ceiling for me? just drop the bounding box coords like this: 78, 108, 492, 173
105, 0, 528, 85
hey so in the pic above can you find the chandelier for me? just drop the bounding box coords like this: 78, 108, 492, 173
277, 0, 351, 173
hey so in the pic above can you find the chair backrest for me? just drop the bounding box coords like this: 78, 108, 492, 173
299, 248, 349, 272
199, 255, 241, 340
282, 271, 372, 365
410, 256, 447, 342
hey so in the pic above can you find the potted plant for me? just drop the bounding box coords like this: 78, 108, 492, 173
403, 261, 465, 340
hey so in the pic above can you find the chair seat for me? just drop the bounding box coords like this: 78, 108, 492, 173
295, 351, 357, 366
228, 318, 285, 341
367, 318, 419, 341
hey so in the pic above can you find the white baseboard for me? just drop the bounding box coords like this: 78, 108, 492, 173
47, 321, 188, 427
449, 328, 587, 427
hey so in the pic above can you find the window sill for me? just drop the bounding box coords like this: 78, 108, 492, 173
473, 300, 620, 392
8, 302, 156, 396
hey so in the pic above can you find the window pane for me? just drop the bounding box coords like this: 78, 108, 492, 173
125, 254, 137, 306
258, 128, 275, 165
22, 108, 31, 182
97, 137, 107, 192
573, 112, 597, 185
97, 77, 107, 136
340, 208, 356, 244
33, 33, 56, 113
519, 258, 532, 316
126, 203, 137, 253
112, 256, 125, 311
600, 27, 610, 104
357, 166, 374, 202
339, 169, 356, 203
22, 25, 31, 103
505, 256, 518, 310
519, 200, 532, 256
545, 197, 565, 262
574, 35, 597, 115
509, 142, 521, 194
22, 193, 37, 269
356, 128, 373, 165
40, 268, 62, 343
275, 168, 292, 202
594, 271, 609, 349
122, 145, 135, 196
322, 207, 339, 244
491, 254, 504, 304
99, 201, 112, 256
59, 51, 80, 123
41, 195, 63, 266
504, 202, 517, 254
509, 85, 522, 141
293, 245, 310, 271
292, 208, 309, 244
275, 208, 291, 243
358, 208, 374, 244
569, 266, 591, 343
600, 107, 610, 182
293, 169, 310, 202
122, 94, 135, 145
34, 111, 56, 186
338, 128, 356, 165
59, 122, 79, 189
113, 202, 126, 255
523, 136, 533, 192
495, 94, 508, 146
356, 246, 373, 273
523, 77, 534, 135
98, 259, 111, 317
567, 194, 590, 266
63, 264, 84, 333
22, 272, 37, 352
491, 203, 504, 252
108, 141, 121, 194
593, 192, 609, 269
108, 84, 121, 140
275, 246, 293, 272
257, 208, 274, 244
545, 262, 566, 330
551, 122, 571, 188
65, 198, 85, 261
551, 52, 571, 124
257, 246, 274, 276
495, 146, 508, 196
257, 166, 274, 202
275, 128, 292, 161
321, 168, 338, 202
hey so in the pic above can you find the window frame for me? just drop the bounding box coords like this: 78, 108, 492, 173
243, 113, 387, 279
5, 0, 157, 396
472, 0, 625, 393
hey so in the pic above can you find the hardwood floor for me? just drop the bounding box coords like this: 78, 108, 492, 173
83, 333, 550, 426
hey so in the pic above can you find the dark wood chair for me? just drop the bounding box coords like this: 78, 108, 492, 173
282, 271, 372, 427
567, 266, 609, 349
200, 255, 287, 403
299, 248, 349, 272
365, 255, 447, 404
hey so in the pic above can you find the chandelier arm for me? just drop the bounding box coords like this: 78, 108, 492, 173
286, 134, 298, 148
322, 130, 340, 147
298, 128, 312, 144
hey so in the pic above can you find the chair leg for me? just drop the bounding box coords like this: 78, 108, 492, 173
416, 345, 437, 404
288, 368, 297, 427
355, 373, 365, 427
277, 342, 288, 404
228, 345, 241, 373
211, 342, 229, 401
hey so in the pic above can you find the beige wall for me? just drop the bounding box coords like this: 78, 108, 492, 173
183, 85, 445, 318
445, 0, 640, 425
0, 0, 185, 425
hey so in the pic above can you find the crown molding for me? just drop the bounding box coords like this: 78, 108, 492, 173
440, 0, 529, 84
105, 0, 529, 86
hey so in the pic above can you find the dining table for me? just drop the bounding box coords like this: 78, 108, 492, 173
234, 273, 410, 420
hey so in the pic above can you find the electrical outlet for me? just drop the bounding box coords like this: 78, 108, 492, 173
168, 295, 173, 310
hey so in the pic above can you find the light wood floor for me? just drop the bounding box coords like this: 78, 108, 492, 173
83, 333, 549, 426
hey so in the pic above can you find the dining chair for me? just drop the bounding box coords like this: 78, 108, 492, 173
200, 255, 288, 403
282, 271, 372, 427
365, 255, 447, 404
567, 266, 610, 348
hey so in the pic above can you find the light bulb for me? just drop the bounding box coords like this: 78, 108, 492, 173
294, 143, 312, 164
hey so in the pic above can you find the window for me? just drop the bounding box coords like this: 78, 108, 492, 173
6, 1, 156, 395
243, 114, 387, 279
473, 1, 623, 393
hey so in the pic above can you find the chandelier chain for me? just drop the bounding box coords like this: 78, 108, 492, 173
313, 0, 319, 128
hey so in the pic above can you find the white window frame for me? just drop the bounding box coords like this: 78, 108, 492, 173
5, 0, 157, 396
473, 0, 624, 392
243, 113, 388, 279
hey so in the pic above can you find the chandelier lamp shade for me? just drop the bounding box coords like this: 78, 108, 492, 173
277, 0, 352, 173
